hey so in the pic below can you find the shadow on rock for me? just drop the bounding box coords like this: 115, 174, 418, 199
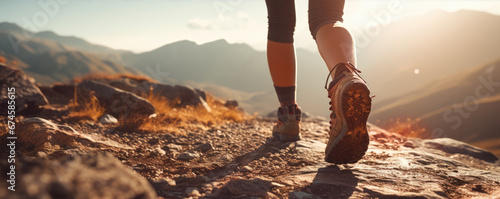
218, 178, 272, 198
291, 165, 358, 199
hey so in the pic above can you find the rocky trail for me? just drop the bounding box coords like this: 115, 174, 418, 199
1, 63, 500, 198
2, 116, 500, 199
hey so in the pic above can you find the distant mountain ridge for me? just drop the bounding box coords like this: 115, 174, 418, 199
0, 22, 129, 54
123, 39, 271, 93
0, 22, 32, 35
0, 22, 137, 84
33, 31, 126, 54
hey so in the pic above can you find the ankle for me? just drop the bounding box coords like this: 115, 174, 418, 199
333, 63, 349, 77
280, 101, 297, 108
278, 104, 301, 122
274, 85, 296, 108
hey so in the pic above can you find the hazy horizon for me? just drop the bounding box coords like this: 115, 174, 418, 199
2, 0, 500, 53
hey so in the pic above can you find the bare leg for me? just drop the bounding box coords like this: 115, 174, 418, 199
315, 21, 356, 78
266, 0, 301, 142
317, 21, 371, 164
267, 40, 296, 87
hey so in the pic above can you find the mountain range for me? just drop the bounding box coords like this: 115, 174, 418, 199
0, 23, 137, 85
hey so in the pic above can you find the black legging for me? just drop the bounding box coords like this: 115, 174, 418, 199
266, 0, 345, 43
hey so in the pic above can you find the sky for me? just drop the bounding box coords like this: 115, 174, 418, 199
1, 0, 500, 53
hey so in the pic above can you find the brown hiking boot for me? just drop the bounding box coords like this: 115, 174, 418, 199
324, 62, 371, 164
272, 104, 302, 142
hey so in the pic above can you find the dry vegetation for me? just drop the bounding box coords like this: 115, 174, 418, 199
68, 90, 105, 122
131, 92, 246, 133
375, 118, 428, 138
66, 80, 247, 133
0, 122, 7, 137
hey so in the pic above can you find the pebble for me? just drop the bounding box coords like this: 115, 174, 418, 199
403, 141, 416, 148
150, 177, 176, 189
271, 155, 284, 162
223, 179, 271, 197
218, 154, 234, 162
36, 151, 47, 158
148, 138, 160, 145
154, 147, 166, 156
241, 166, 254, 172
163, 143, 183, 151
270, 182, 285, 187
185, 187, 201, 196
99, 114, 118, 124
194, 143, 214, 152
178, 151, 200, 161
201, 183, 214, 192
289, 191, 320, 199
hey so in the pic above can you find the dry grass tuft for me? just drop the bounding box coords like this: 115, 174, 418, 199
0, 122, 7, 137
120, 92, 246, 133
73, 73, 157, 83
68, 90, 105, 121
376, 118, 428, 138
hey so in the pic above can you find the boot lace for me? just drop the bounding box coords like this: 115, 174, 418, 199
324, 62, 365, 90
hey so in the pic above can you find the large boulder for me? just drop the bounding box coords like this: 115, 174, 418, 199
38, 83, 76, 105
77, 80, 156, 119
0, 153, 157, 199
153, 84, 210, 109
0, 62, 48, 113
107, 77, 210, 111
107, 77, 151, 97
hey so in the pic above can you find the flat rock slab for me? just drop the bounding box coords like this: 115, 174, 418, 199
220, 178, 272, 197
276, 130, 500, 199
294, 139, 327, 163
17, 117, 132, 153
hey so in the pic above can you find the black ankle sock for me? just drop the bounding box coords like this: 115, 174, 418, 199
274, 85, 296, 107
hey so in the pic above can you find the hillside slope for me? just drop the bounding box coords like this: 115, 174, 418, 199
360, 10, 500, 101
0, 25, 138, 84
371, 59, 500, 150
